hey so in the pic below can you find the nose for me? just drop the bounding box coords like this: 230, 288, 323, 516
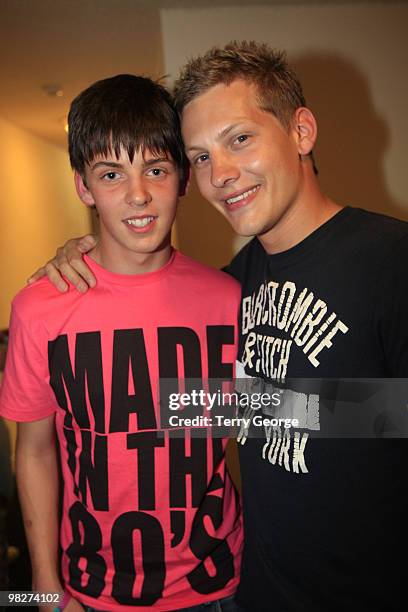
210, 151, 239, 188
125, 176, 152, 207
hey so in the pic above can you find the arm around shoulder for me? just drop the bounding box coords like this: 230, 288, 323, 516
27, 234, 98, 293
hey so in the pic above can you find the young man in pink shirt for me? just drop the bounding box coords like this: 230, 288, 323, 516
0, 74, 243, 612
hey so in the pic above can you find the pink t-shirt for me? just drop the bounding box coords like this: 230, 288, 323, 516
0, 250, 243, 611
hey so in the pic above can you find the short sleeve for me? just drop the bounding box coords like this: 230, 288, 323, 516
0, 298, 57, 421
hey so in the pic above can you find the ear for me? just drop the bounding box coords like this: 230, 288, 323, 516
179, 165, 191, 197
74, 171, 96, 207
292, 107, 317, 156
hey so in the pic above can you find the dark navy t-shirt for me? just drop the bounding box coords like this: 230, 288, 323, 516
226, 207, 408, 612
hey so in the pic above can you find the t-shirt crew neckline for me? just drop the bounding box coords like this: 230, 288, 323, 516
259, 206, 353, 267
83, 248, 177, 286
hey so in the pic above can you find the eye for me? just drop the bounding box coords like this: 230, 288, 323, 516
147, 167, 167, 177
233, 134, 249, 145
194, 153, 209, 166
102, 171, 120, 181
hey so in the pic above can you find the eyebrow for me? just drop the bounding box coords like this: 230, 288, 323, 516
219, 123, 243, 139
89, 161, 124, 171
186, 123, 245, 152
89, 157, 173, 171
143, 156, 173, 167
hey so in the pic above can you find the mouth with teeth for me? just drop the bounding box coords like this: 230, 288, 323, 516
124, 215, 157, 233
224, 185, 260, 211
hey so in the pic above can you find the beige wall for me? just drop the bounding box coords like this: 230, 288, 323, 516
162, 1, 408, 268
0, 115, 92, 329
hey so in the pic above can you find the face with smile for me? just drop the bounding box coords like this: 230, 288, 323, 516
182, 79, 317, 251
75, 146, 180, 274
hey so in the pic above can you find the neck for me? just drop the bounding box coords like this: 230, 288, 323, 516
258, 170, 342, 255
90, 238, 173, 275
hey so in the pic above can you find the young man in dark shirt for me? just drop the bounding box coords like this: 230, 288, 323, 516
30, 42, 408, 611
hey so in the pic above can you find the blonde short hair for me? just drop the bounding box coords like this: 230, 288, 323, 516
173, 40, 306, 130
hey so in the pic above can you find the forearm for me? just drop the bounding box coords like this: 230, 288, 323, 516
16, 436, 62, 591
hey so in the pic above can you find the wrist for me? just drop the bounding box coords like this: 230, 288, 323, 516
32, 573, 63, 593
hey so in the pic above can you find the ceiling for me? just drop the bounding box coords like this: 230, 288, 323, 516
0, 0, 399, 148
0, 0, 164, 147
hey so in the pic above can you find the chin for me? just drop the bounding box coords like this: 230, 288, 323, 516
223, 207, 261, 235
230, 219, 264, 238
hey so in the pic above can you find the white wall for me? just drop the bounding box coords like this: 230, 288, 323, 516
0, 116, 92, 328
161, 2, 408, 266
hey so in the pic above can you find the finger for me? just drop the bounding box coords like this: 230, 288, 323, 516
62, 234, 97, 258
64, 255, 96, 289
27, 266, 46, 284
57, 260, 92, 293
54, 235, 94, 265
55, 243, 72, 266
56, 239, 97, 289
77, 234, 98, 253
44, 262, 69, 293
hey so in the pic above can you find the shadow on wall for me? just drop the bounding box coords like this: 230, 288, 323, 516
176, 179, 237, 269
176, 51, 407, 269
293, 52, 407, 222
